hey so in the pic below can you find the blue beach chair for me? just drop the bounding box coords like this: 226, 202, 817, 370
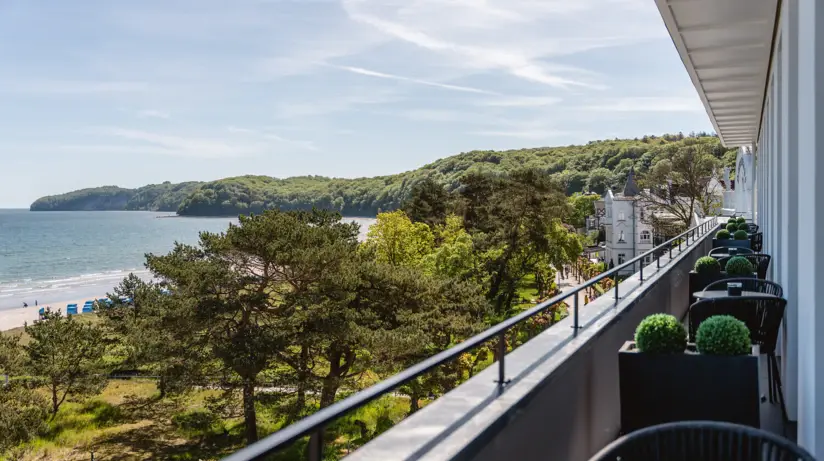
38, 307, 45, 318
82, 301, 94, 313
66, 304, 78, 315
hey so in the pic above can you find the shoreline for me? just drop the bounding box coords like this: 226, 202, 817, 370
0, 296, 102, 332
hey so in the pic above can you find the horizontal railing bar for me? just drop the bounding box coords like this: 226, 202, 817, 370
222, 217, 717, 461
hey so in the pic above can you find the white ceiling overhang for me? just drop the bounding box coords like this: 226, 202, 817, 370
653, 0, 780, 147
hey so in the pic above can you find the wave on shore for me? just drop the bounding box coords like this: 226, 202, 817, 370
0, 269, 151, 310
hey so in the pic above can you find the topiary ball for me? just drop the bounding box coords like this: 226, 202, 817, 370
736, 217, 746, 224
737, 223, 748, 231
716, 229, 731, 240
727, 217, 737, 224
694, 256, 721, 276
733, 229, 749, 240
725, 256, 754, 276
634, 313, 687, 354
726, 223, 738, 232
696, 315, 751, 355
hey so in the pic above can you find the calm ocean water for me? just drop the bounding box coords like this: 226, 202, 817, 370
0, 210, 375, 310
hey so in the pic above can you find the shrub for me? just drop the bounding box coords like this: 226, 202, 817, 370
696, 315, 751, 355
737, 223, 748, 231
733, 229, 749, 240
694, 256, 721, 276
736, 217, 746, 224
726, 223, 738, 232
727, 217, 737, 224
725, 256, 754, 276
716, 229, 731, 240
634, 314, 687, 354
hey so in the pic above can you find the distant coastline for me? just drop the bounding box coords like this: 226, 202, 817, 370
28, 135, 730, 217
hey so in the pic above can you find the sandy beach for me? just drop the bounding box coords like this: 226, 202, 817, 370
0, 296, 103, 332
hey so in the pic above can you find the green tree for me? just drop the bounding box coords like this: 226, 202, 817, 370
144, 209, 359, 444
422, 215, 477, 279
639, 142, 722, 228
401, 177, 450, 227
587, 168, 612, 195
364, 210, 434, 267
568, 193, 600, 228
353, 263, 489, 415
0, 386, 49, 454
24, 309, 107, 417
0, 334, 24, 376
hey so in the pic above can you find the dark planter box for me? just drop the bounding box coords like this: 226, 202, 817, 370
712, 239, 752, 249
619, 342, 760, 433
689, 271, 721, 305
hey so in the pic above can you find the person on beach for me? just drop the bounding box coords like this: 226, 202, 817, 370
35, 300, 38, 306
23, 302, 28, 307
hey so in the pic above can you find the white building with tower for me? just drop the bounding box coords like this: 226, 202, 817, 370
601, 168, 654, 273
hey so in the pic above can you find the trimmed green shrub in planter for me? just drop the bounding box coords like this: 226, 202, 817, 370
736, 217, 746, 224
634, 314, 687, 354
727, 217, 737, 225
726, 256, 755, 277
737, 223, 749, 231
619, 315, 759, 432
690, 257, 722, 305
713, 229, 750, 249
696, 315, 751, 356
695, 256, 721, 276
733, 229, 749, 240
726, 223, 739, 233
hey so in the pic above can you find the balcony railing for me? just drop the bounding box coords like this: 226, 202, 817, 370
222, 217, 720, 461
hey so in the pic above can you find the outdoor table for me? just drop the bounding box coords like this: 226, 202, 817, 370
693, 290, 778, 300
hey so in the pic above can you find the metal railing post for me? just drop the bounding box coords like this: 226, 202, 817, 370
572, 294, 580, 333
309, 429, 323, 461
614, 274, 619, 301
640, 260, 644, 282
497, 331, 508, 388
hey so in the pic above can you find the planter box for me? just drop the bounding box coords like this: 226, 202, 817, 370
689, 271, 721, 305
712, 239, 752, 249
619, 341, 760, 434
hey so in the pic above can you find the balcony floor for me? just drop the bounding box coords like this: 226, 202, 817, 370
761, 355, 797, 441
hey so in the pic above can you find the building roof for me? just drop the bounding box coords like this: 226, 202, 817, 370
653, 0, 778, 147
623, 167, 640, 197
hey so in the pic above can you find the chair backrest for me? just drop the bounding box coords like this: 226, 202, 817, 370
751, 232, 764, 252
688, 296, 786, 353
589, 421, 815, 461
703, 277, 784, 297
746, 223, 759, 233
716, 254, 771, 279
708, 247, 755, 258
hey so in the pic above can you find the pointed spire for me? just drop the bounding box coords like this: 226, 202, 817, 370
623, 167, 640, 197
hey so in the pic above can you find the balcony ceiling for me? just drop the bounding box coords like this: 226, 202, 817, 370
654, 0, 779, 147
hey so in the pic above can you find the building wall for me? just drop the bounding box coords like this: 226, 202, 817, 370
603, 192, 654, 270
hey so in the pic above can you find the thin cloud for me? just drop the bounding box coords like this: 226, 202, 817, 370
583, 97, 704, 112
477, 96, 562, 107
3, 80, 149, 95
137, 109, 171, 119
226, 126, 319, 151
331, 65, 498, 95
90, 127, 266, 158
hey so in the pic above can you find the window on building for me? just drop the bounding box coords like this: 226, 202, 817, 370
618, 211, 625, 221
640, 208, 645, 220
640, 230, 651, 242
618, 231, 625, 242
618, 253, 626, 265
643, 255, 651, 265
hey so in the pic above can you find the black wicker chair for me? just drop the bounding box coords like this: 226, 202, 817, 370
709, 247, 755, 258
751, 232, 764, 252
746, 223, 760, 233
688, 297, 789, 423
589, 421, 815, 461
703, 277, 784, 297
717, 254, 771, 279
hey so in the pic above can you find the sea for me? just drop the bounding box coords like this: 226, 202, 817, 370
0, 210, 375, 310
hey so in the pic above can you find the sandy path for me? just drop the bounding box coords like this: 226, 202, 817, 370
0, 296, 103, 331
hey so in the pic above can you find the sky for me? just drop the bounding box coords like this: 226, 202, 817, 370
0, 0, 714, 208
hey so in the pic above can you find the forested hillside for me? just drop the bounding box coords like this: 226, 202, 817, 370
30, 133, 737, 216
30, 181, 202, 212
